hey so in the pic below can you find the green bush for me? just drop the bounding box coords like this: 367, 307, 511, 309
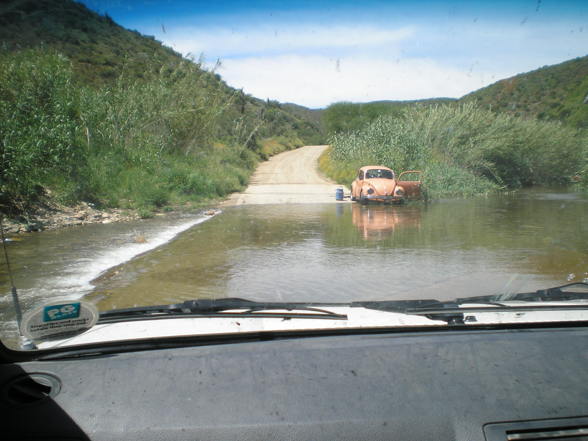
0, 49, 265, 213
324, 103, 586, 198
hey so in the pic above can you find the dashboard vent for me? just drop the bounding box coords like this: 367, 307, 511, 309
485, 417, 588, 441
2, 373, 61, 406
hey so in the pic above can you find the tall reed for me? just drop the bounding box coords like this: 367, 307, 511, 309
325, 103, 586, 197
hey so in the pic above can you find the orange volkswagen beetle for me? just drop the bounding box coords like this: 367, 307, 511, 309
351, 166, 422, 204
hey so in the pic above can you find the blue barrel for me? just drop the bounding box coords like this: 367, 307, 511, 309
335, 188, 344, 201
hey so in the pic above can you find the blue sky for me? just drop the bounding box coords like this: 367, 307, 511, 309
81, 0, 588, 108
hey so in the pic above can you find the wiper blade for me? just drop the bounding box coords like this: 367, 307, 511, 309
357, 283, 588, 311
468, 282, 588, 303
99, 298, 348, 323
350, 299, 468, 324
352, 283, 588, 325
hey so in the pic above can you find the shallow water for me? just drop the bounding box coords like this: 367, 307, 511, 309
1, 189, 587, 343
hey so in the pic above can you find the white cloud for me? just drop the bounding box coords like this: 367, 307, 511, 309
163, 25, 414, 57
153, 20, 587, 107
219, 55, 505, 108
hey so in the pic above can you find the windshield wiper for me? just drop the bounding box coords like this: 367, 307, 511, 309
456, 282, 588, 303
99, 298, 348, 323
98, 283, 588, 325
352, 283, 588, 325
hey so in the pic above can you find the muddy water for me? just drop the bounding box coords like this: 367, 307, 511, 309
1, 189, 588, 342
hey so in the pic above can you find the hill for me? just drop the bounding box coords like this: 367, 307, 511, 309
460, 56, 588, 128
281, 103, 325, 129
0, 0, 323, 145
0, 0, 183, 84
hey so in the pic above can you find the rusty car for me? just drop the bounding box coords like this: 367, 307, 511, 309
350, 166, 422, 204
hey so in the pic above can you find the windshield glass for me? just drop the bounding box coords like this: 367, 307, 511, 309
365, 169, 394, 180
1, 0, 587, 350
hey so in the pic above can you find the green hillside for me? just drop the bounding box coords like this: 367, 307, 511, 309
0, 0, 322, 143
0, 0, 186, 84
460, 56, 588, 129
323, 56, 588, 134
281, 103, 325, 131
0, 0, 323, 215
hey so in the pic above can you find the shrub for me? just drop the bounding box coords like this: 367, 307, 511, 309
324, 103, 585, 197
0, 50, 82, 208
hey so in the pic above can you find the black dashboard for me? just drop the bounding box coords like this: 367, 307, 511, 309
2, 325, 588, 440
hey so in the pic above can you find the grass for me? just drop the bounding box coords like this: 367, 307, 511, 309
321, 103, 587, 198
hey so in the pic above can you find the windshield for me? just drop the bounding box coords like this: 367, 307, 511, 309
1, 0, 587, 350
365, 169, 394, 180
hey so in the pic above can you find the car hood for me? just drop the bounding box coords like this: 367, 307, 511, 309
363, 178, 396, 194
36, 302, 588, 350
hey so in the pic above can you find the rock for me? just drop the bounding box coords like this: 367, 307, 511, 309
25, 222, 43, 232
2, 199, 216, 235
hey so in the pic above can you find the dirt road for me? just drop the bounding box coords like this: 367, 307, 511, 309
223, 145, 348, 206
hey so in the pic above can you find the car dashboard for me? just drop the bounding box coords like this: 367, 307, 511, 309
2, 324, 588, 440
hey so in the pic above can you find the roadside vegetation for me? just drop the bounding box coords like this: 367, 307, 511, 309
0, 49, 319, 216
321, 102, 587, 198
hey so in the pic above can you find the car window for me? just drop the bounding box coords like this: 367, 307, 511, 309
365, 169, 394, 179
0, 0, 587, 352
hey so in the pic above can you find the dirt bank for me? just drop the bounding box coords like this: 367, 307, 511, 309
223, 145, 348, 206
0, 201, 140, 235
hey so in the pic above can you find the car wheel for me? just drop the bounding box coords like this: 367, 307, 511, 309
360, 192, 368, 205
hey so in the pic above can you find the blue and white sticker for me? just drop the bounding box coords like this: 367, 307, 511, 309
43, 303, 81, 322
21, 301, 98, 341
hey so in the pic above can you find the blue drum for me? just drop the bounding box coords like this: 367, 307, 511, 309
335, 188, 344, 201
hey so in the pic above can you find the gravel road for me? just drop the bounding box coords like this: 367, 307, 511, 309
223, 145, 348, 206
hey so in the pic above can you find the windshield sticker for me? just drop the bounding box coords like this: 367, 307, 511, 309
43, 303, 81, 322
21, 301, 98, 341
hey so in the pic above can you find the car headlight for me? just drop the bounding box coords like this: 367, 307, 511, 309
395, 188, 404, 196
367, 188, 374, 194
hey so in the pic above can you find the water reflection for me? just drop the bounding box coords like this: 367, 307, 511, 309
351, 204, 421, 240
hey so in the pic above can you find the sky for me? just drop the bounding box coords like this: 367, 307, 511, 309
80, 0, 588, 108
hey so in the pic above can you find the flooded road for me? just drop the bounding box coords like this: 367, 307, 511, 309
2, 189, 587, 337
